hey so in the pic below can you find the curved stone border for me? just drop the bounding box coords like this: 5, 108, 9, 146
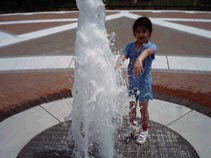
1, 83, 210, 122
153, 89, 211, 117
0, 89, 72, 122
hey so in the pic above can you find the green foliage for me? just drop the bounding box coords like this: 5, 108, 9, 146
0, 0, 210, 13
105, 0, 211, 9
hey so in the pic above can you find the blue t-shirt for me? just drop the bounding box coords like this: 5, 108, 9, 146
123, 41, 157, 101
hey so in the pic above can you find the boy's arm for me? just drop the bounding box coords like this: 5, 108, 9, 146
114, 55, 126, 71
137, 48, 154, 62
133, 48, 154, 76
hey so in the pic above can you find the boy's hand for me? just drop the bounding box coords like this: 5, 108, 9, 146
114, 55, 126, 71
114, 63, 120, 71
133, 58, 143, 76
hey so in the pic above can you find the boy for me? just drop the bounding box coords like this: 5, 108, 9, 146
115, 17, 157, 144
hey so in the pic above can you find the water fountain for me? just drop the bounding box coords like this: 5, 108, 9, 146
71, 0, 126, 157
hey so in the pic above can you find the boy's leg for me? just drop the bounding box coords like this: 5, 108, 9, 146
129, 100, 137, 126
139, 101, 149, 131
135, 101, 149, 144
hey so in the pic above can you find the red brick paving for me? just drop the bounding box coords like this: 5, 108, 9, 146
0, 70, 72, 108
0, 18, 210, 58
0, 70, 210, 121
152, 71, 211, 108
132, 12, 211, 19
106, 12, 120, 16
166, 21, 211, 31
0, 13, 79, 22
0, 22, 73, 35
0, 29, 76, 57
0, 70, 73, 121
0, 12, 118, 22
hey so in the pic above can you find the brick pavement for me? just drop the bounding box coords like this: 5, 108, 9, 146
0, 70, 73, 121
0, 12, 118, 22
0, 69, 210, 122
1, 17, 210, 58
105, 17, 211, 57
0, 11, 210, 122
0, 29, 76, 57
166, 21, 211, 31
131, 11, 211, 19
152, 71, 211, 115
0, 13, 79, 21
0, 22, 72, 35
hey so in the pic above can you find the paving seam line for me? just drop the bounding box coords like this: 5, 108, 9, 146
166, 56, 170, 70
67, 56, 74, 69
39, 105, 61, 123
166, 109, 193, 127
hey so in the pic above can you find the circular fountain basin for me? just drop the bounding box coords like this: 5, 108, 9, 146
17, 117, 199, 158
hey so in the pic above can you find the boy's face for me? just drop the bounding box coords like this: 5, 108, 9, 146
134, 26, 151, 44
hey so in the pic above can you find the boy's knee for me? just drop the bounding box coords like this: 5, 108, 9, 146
142, 113, 149, 119
129, 100, 137, 109
139, 100, 148, 105
139, 101, 148, 108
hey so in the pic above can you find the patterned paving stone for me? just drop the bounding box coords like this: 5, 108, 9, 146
131, 12, 211, 19
17, 118, 199, 158
0, 12, 117, 22
0, 22, 72, 35
166, 21, 211, 31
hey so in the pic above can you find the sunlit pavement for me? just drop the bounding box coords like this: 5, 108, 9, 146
0, 10, 211, 158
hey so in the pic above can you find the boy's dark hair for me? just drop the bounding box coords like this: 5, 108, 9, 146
133, 17, 152, 34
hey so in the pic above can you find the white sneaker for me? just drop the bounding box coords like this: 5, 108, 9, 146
136, 130, 148, 145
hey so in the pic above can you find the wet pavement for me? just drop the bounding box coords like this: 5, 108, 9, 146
17, 119, 199, 158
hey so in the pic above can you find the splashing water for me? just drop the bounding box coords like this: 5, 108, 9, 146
71, 0, 127, 158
